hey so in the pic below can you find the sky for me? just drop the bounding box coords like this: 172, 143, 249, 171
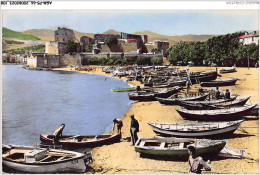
2, 9, 259, 35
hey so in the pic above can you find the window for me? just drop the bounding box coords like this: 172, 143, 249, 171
252, 37, 254, 41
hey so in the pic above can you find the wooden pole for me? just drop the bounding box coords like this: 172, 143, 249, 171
248, 56, 250, 70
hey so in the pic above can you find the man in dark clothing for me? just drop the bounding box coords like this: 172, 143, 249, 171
188, 146, 212, 174
225, 89, 231, 99
130, 115, 139, 145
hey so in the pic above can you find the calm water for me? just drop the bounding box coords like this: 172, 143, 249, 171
2, 65, 131, 146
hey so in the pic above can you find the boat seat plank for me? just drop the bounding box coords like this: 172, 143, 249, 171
39, 156, 51, 162
140, 141, 146, 147
160, 142, 166, 148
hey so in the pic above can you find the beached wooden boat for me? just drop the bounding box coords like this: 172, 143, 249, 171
129, 86, 183, 101
156, 93, 209, 105
148, 120, 243, 138
180, 96, 251, 110
135, 137, 226, 158
189, 71, 218, 84
176, 104, 256, 121
207, 96, 251, 108
111, 87, 135, 92
145, 79, 187, 88
40, 134, 121, 149
180, 96, 237, 106
219, 67, 236, 74
2, 144, 93, 173
200, 78, 238, 87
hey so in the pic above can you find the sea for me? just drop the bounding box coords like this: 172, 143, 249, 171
2, 65, 132, 146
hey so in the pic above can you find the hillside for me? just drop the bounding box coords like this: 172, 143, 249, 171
134, 31, 216, 46
24, 29, 54, 42
103, 29, 120, 34
24, 29, 94, 42
21, 28, 215, 45
3, 27, 40, 40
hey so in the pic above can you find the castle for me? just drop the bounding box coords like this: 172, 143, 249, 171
27, 27, 169, 68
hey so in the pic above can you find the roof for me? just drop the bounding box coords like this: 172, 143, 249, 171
126, 39, 136, 42
237, 34, 259, 39
84, 36, 94, 40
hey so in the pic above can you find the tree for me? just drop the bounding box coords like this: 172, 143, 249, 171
86, 45, 93, 53
151, 57, 163, 65
105, 36, 118, 45
136, 56, 151, 65
67, 41, 78, 53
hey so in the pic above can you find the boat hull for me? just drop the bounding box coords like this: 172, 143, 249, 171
129, 87, 182, 101
176, 105, 256, 121
3, 157, 87, 173
156, 93, 209, 105
149, 121, 242, 138
2, 145, 92, 173
135, 138, 226, 158
40, 134, 121, 149
200, 78, 238, 87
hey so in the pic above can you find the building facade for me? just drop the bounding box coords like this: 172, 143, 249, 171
238, 31, 259, 45
80, 36, 95, 52
55, 27, 77, 43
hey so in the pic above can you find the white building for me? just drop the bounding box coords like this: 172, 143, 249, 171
237, 31, 259, 45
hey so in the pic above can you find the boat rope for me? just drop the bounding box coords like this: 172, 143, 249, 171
237, 126, 249, 134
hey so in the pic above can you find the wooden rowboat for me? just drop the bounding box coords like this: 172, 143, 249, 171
176, 104, 256, 121
219, 67, 236, 74
111, 87, 135, 92
148, 120, 243, 138
156, 93, 209, 105
180, 96, 237, 106
2, 144, 93, 173
180, 96, 251, 110
129, 86, 183, 101
40, 134, 121, 149
135, 137, 226, 158
200, 78, 238, 87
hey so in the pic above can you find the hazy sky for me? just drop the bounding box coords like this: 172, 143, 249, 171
2, 10, 259, 35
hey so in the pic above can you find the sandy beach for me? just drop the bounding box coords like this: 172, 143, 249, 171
57, 66, 259, 174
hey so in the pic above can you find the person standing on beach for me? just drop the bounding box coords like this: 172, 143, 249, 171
187, 146, 212, 174
130, 115, 139, 145
113, 118, 123, 134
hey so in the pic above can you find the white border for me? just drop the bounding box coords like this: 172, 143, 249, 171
1, 1, 259, 10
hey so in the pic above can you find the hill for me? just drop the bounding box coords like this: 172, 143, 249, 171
24, 29, 94, 42
21, 28, 216, 45
3, 27, 40, 40
103, 29, 120, 34
24, 29, 54, 42
134, 30, 216, 46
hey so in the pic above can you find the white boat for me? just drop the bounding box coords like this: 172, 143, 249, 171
2, 144, 93, 173
148, 120, 243, 138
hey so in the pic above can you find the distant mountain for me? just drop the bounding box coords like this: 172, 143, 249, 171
134, 30, 216, 45
5, 27, 216, 46
102, 29, 120, 34
23, 29, 95, 42
3, 27, 40, 41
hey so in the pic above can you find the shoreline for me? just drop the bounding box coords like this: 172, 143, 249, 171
53, 66, 259, 174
